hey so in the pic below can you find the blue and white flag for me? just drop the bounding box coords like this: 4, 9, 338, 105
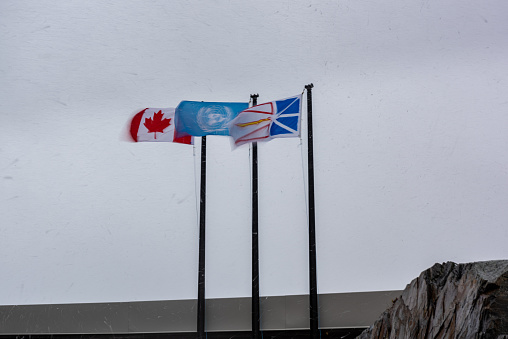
229, 94, 302, 147
175, 101, 249, 137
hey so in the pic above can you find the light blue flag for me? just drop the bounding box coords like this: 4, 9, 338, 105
175, 101, 249, 137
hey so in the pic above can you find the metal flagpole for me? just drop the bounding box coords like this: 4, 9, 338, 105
250, 94, 260, 339
197, 135, 207, 339
305, 83, 320, 338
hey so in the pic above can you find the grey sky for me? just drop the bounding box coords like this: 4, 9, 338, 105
1, 0, 508, 305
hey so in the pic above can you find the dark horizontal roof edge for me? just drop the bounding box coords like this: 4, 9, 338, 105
0, 289, 403, 307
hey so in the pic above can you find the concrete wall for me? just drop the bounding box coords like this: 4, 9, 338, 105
0, 291, 401, 334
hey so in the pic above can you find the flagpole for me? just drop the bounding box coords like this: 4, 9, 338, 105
250, 94, 260, 339
197, 135, 207, 339
305, 83, 320, 338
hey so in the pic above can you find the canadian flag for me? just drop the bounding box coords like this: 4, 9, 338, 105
129, 108, 192, 144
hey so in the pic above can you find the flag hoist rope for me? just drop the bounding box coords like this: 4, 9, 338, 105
193, 144, 200, 230
299, 86, 310, 221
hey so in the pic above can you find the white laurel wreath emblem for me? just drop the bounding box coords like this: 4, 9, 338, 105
197, 105, 234, 133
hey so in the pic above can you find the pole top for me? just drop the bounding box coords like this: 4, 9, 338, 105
250, 94, 259, 99
305, 83, 314, 90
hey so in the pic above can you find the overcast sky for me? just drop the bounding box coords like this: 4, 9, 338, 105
1, 0, 508, 305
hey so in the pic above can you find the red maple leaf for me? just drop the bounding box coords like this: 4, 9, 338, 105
144, 110, 171, 139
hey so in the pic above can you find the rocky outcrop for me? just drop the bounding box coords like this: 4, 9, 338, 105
357, 260, 508, 339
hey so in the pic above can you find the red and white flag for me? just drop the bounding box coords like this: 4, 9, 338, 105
129, 108, 193, 144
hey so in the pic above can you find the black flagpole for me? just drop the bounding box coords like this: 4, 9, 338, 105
305, 83, 319, 338
250, 94, 260, 339
197, 135, 207, 339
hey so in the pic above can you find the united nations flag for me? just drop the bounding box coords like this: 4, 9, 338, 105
175, 101, 249, 137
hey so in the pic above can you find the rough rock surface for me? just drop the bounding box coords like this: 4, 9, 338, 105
357, 260, 508, 339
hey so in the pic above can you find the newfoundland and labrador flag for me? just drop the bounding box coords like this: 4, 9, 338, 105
130, 108, 193, 144
229, 94, 302, 147
175, 101, 249, 138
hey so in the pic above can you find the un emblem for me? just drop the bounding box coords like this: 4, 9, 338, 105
197, 105, 234, 133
